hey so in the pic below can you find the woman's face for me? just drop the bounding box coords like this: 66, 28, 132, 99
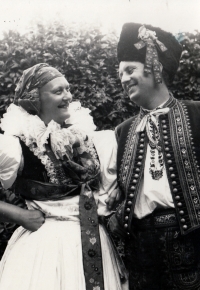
39, 77, 72, 125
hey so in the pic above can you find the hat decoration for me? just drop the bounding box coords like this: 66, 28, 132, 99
134, 25, 167, 83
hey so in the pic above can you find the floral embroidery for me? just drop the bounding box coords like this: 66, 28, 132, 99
93, 286, 100, 290
90, 237, 96, 245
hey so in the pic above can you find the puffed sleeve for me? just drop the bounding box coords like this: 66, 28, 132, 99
0, 134, 23, 189
92, 130, 118, 216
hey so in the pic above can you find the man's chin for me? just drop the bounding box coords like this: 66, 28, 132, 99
129, 93, 139, 104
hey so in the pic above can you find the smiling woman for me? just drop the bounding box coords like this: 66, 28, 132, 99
39, 77, 72, 125
0, 63, 128, 290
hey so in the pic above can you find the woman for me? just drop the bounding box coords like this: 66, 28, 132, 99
0, 63, 127, 290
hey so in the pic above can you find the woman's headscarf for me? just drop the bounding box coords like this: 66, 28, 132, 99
14, 63, 64, 115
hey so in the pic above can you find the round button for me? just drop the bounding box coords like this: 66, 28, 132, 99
134, 174, 139, 178
173, 188, 178, 193
179, 210, 184, 215
139, 150, 144, 154
165, 141, 169, 145
124, 224, 128, 228
166, 153, 171, 158
141, 133, 145, 137
164, 136, 168, 140
181, 218, 185, 223
169, 167, 174, 171
138, 155, 143, 160
175, 195, 180, 200
167, 160, 172, 164
165, 147, 170, 151
183, 225, 188, 230
130, 186, 136, 191
162, 125, 167, 129
129, 193, 134, 198
162, 120, 166, 124
126, 208, 130, 212
135, 168, 140, 172
140, 144, 144, 148
137, 162, 142, 166
140, 138, 144, 143
172, 181, 177, 185
177, 202, 182, 207
132, 179, 137, 184
128, 201, 132, 205
171, 174, 176, 178
163, 130, 167, 134
125, 216, 129, 221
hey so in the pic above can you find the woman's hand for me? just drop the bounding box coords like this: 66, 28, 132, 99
0, 201, 45, 232
19, 210, 45, 232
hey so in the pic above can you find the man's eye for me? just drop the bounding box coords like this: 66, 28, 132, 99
56, 90, 62, 94
128, 68, 134, 74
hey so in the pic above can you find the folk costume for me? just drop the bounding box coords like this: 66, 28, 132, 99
0, 64, 128, 290
115, 23, 200, 289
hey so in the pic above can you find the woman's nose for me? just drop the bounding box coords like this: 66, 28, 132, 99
63, 91, 72, 101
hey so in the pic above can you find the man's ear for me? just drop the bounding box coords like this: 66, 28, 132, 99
159, 62, 163, 72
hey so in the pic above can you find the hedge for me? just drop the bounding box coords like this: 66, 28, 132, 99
0, 22, 199, 258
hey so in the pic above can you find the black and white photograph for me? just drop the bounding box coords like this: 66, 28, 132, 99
0, 0, 199, 289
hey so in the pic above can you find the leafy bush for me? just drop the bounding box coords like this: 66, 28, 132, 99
0, 22, 199, 258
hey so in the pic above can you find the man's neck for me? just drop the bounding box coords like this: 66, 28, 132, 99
141, 85, 170, 110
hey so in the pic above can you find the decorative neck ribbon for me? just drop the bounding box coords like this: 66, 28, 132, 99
134, 25, 168, 84
136, 107, 169, 148
136, 107, 170, 180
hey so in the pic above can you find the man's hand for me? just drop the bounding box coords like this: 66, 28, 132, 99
107, 213, 126, 238
20, 209, 45, 232
105, 188, 121, 210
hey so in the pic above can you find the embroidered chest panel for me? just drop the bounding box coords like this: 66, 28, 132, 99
165, 101, 200, 232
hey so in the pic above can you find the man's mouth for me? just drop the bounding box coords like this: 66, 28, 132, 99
127, 83, 136, 93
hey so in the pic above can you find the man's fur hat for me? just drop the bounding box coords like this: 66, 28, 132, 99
117, 23, 182, 84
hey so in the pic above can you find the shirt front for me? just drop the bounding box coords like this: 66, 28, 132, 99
134, 100, 174, 219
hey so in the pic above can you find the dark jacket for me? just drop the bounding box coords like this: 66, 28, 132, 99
116, 96, 200, 235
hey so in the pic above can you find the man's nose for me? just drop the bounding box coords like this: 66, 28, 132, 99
121, 72, 130, 84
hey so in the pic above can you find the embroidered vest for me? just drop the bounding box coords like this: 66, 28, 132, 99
116, 97, 200, 235
14, 140, 80, 200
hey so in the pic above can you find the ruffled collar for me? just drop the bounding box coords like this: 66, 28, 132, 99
0, 102, 96, 158
0, 102, 99, 184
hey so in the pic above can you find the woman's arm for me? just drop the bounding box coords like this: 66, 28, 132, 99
0, 201, 45, 231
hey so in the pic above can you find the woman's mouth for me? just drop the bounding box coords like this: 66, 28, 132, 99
58, 103, 69, 109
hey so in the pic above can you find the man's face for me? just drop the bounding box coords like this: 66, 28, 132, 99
119, 61, 156, 108
39, 77, 72, 125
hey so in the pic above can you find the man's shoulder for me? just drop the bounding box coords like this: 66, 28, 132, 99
117, 115, 137, 129
115, 115, 138, 141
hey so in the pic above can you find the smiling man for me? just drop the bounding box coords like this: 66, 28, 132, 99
109, 23, 200, 290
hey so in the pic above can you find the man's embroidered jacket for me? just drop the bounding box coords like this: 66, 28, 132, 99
116, 97, 200, 235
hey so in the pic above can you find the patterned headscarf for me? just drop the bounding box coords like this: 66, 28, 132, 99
14, 63, 64, 115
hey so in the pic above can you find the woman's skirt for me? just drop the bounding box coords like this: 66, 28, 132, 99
0, 219, 126, 290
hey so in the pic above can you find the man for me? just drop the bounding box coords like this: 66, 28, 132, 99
109, 23, 200, 290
